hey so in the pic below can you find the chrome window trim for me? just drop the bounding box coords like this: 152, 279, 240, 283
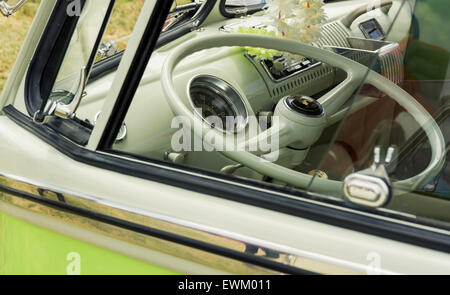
0, 172, 376, 274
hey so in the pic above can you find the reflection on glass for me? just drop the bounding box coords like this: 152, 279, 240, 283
309, 0, 450, 224
55, 1, 110, 87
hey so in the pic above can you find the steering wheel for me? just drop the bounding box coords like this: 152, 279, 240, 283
161, 33, 445, 196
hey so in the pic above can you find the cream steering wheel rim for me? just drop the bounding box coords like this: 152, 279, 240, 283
162, 33, 445, 196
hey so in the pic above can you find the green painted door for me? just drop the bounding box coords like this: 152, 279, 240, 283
0, 212, 179, 275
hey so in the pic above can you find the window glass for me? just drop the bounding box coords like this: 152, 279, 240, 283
47, 0, 201, 113
95, 0, 145, 61
110, 2, 375, 198
308, 0, 450, 226
34, 0, 199, 145
106, 0, 449, 228
97, 0, 198, 62
53, 0, 112, 92
28, 0, 147, 145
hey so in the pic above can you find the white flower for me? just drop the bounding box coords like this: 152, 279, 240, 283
266, 0, 297, 20
264, 0, 326, 43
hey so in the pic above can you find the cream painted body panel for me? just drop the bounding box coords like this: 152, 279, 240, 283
0, 116, 449, 274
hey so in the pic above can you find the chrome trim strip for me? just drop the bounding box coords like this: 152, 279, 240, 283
0, 172, 373, 274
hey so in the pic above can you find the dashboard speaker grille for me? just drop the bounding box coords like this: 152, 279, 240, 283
379, 44, 404, 85
315, 21, 351, 48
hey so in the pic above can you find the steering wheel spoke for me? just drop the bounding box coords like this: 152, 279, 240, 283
318, 74, 366, 117
238, 120, 292, 155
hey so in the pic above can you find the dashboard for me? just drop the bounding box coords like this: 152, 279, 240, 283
180, 15, 404, 137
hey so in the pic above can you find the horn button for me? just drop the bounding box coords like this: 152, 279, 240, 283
285, 95, 324, 116
273, 95, 327, 150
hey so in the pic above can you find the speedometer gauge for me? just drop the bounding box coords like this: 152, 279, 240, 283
189, 76, 248, 133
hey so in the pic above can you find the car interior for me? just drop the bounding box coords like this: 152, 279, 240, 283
14, 0, 450, 225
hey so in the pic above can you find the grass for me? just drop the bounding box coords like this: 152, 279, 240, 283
0, 0, 40, 91
0, 0, 192, 93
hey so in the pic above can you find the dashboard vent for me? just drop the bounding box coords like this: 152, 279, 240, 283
270, 65, 335, 99
265, 22, 349, 99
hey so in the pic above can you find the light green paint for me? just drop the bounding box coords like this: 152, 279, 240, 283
0, 211, 179, 275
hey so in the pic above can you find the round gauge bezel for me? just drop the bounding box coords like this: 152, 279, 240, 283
187, 75, 249, 133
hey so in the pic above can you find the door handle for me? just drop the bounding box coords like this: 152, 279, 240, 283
34, 67, 87, 124
53, 66, 87, 119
